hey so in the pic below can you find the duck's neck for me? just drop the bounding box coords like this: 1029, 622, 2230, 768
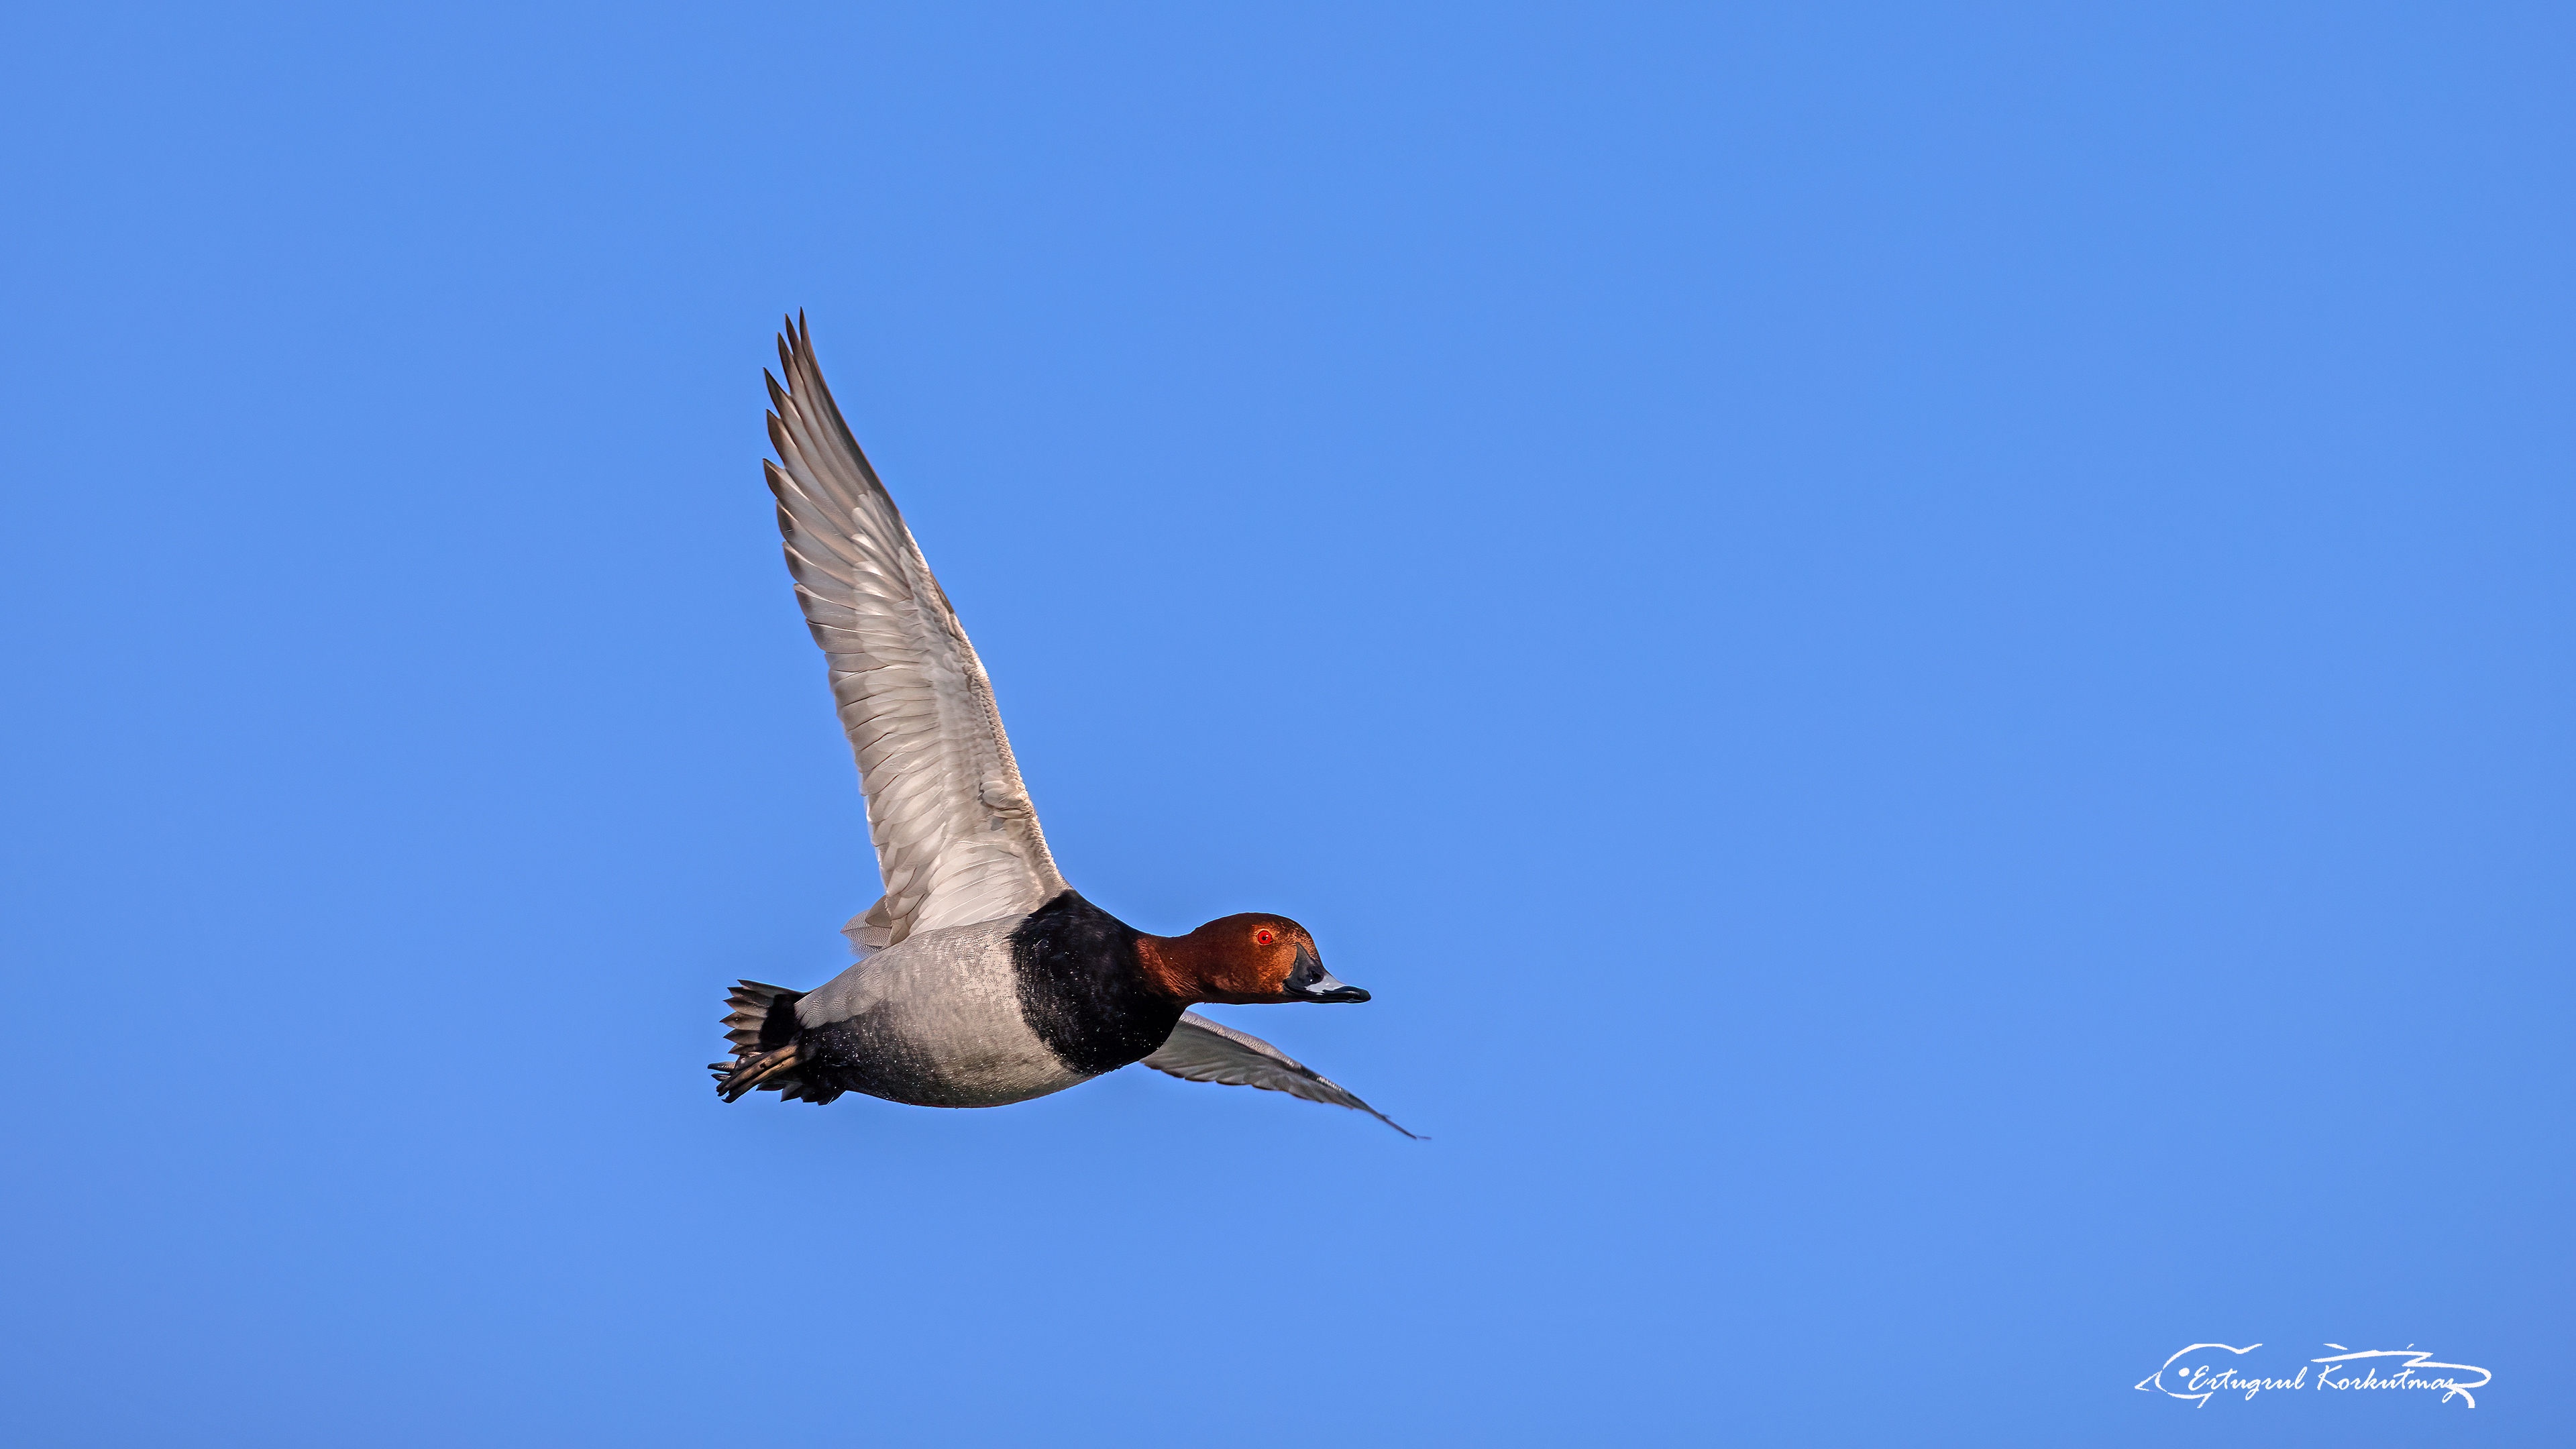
1130, 930, 1211, 1002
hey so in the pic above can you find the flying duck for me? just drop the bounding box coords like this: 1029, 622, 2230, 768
709, 316, 1413, 1137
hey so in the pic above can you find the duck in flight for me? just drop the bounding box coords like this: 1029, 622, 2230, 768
709, 316, 1413, 1137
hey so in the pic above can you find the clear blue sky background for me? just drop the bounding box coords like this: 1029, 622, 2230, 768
3, 3, 2568, 1444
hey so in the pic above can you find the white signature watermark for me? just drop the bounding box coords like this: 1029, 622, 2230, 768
2136, 1342, 2490, 1408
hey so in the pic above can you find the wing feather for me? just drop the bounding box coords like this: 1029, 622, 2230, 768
1141, 1013, 1418, 1138
763, 314, 1068, 954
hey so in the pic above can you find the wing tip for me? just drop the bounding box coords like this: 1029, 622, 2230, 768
776, 309, 814, 375
1366, 1108, 1425, 1140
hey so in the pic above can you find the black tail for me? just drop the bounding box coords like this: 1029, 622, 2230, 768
708, 980, 837, 1104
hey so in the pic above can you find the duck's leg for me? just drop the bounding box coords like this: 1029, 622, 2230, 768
714, 1043, 803, 1102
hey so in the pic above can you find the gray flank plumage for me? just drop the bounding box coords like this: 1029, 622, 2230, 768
762, 313, 1069, 955
791, 915, 1095, 1108
1142, 1012, 1420, 1138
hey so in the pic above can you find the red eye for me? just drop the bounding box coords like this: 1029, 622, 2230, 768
1254, 928, 1276, 945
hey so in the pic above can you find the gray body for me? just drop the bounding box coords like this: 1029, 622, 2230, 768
792, 916, 1089, 1108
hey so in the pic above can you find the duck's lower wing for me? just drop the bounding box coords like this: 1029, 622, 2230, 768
1140, 1012, 1418, 1138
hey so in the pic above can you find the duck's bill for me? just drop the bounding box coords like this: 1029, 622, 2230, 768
1298, 970, 1371, 1004
1285, 943, 1372, 1002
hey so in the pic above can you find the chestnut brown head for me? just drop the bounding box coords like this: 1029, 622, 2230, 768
1134, 913, 1371, 1006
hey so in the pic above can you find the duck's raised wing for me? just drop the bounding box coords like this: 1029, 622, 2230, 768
1141, 1012, 1418, 1138
763, 314, 1069, 954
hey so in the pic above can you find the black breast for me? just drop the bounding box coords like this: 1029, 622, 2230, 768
1010, 891, 1188, 1077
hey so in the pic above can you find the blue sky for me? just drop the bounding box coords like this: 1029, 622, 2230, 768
3, 3, 2568, 1444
